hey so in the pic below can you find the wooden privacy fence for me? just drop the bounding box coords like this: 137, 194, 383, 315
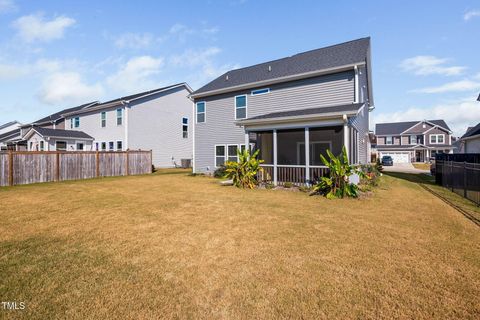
0, 150, 152, 187
435, 160, 480, 206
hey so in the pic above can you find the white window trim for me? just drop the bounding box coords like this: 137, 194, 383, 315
410, 135, 417, 145
101, 112, 107, 128
251, 88, 270, 96
429, 134, 445, 144
116, 140, 123, 151
101, 142, 107, 151
196, 101, 206, 123
214, 144, 226, 168
108, 141, 115, 151
227, 144, 240, 162
116, 108, 123, 126
386, 136, 393, 145
182, 117, 189, 139
234, 95, 247, 120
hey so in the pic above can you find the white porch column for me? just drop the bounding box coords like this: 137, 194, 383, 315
426, 149, 430, 161
244, 130, 249, 150
354, 65, 359, 103
343, 115, 350, 161
305, 127, 310, 183
273, 129, 278, 186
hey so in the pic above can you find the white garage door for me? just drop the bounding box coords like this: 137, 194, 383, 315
380, 152, 410, 163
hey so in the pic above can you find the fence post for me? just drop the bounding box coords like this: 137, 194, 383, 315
150, 150, 153, 173
96, 151, 100, 177
125, 151, 129, 176
464, 161, 467, 198
56, 152, 60, 181
8, 151, 13, 186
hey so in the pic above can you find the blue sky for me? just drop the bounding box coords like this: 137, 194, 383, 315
0, 0, 479, 135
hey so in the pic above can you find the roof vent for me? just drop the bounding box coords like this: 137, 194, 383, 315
268, 65, 272, 72
225, 74, 229, 81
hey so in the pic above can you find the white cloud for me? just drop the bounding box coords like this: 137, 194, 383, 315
12, 13, 75, 43
106, 56, 164, 93
400, 56, 466, 76
372, 98, 480, 136
38, 72, 103, 105
0, 0, 16, 13
0, 63, 28, 79
170, 47, 222, 67
411, 79, 480, 93
114, 32, 154, 49
464, 10, 480, 21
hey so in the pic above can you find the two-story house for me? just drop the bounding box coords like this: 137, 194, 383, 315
375, 120, 453, 163
0, 121, 23, 150
62, 83, 193, 167
190, 38, 374, 185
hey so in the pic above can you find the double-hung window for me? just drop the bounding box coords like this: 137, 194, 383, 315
235, 95, 247, 119
117, 141, 123, 150
116, 108, 123, 126
40, 141, 44, 151
74, 117, 80, 128
227, 145, 238, 162
101, 142, 106, 151
196, 102, 206, 123
101, 112, 106, 127
430, 134, 444, 144
386, 136, 393, 145
410, 135, 417, 144
109, 141, 114, 151
182, 117, 188, 138
215, 145, 226, 167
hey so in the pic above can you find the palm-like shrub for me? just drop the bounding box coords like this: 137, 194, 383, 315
312, 146, 366, 199
224, 149, 264, 189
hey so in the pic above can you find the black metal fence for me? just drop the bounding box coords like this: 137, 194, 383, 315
435, 154, 480, 205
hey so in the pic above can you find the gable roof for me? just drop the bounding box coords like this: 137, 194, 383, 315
375, 120, 451, 135
0, 120, 21, 130
461, 122, 480, 139
191, 37, 371, 99
25, 126, 94, 140
477, 92, 480, 101
62, 82, 192, 117
0, 128, 21, 142
26, 102, 99, 126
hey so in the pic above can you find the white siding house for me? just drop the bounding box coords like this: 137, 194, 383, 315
63, 83, 193, 167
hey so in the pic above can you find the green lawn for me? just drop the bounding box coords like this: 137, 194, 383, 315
0, 170, 479, 319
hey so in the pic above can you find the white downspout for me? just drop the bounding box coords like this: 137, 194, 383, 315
273, 129, 278, 186
343, 114, 350, 161
354, 65, 359, 103
192, 101, 196, 173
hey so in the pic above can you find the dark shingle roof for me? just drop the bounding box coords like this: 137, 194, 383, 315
0, 128, 21, 142
31, 102, 98, 125
192, 38, 370, 96
376, 144, 453, 150
30, 127, 93, 140
0, 120, 20, 130
375, 120, 450, 135
462, 122, 480, 139
477, 93, 480, 101
99, 83, 191, 106
240, 103, 364, 122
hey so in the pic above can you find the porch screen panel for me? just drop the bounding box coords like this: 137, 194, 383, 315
277, 129, 305, 165
249, 131, 273, 164
309, 126, 343, 165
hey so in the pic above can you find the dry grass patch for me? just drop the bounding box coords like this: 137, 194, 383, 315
0, 169, 479, 319
412, 162, 431, 170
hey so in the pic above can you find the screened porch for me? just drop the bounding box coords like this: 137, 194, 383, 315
248, 126, 348, 186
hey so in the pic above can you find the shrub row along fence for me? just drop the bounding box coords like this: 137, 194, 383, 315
435, 160, 480, 206
0, 150, 152, 187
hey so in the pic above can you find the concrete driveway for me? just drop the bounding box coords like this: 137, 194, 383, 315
382, 163, 430, 174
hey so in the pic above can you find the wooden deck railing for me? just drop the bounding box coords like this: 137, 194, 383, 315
258, 164, 329, 186
0, 150, 152, 187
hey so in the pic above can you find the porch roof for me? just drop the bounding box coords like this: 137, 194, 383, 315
236, 103, 364, 126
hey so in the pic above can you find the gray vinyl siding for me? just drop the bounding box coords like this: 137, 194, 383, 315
349, 65, 369, 164
465, 137, 480, 153
425, 127, 450, 147
194, 71, 355, 173
128, 87, 192, 167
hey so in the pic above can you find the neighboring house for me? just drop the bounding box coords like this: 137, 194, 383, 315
24, 126, 94, 151
0, 121, 23, 150
190, 38, 374, 184
0, 120, 22, 135
375, 120, 453, 163
62, 83, 193, 167
458, 123, 480, 153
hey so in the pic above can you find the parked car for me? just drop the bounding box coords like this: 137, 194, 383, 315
381, 155, 393, 166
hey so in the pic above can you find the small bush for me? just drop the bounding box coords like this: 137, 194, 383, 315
264, 182, 275, 189
283, 182, 294, 189
214, 165, 226, 178
299, 185, 312, 193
